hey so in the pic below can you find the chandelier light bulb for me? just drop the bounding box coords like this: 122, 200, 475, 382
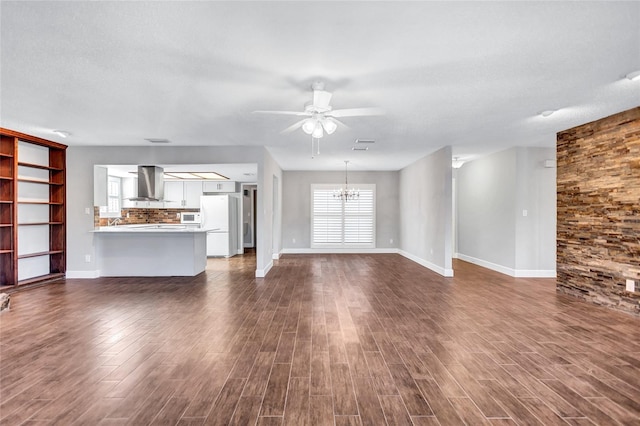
334, 160, 360, 201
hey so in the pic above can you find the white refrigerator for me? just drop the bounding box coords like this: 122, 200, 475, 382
200, 194, 239, 257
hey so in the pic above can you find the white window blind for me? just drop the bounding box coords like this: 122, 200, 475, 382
311, 184, 375, 248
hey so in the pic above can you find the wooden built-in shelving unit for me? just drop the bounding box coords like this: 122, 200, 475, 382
0, 128, 67, 289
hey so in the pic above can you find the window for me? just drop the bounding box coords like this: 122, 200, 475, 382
311, 184, 375, 248
100, 176, 122, 218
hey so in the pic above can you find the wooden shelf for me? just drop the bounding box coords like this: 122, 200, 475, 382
17, 272, 64, 286
1, 128, 66, 288
17, 177, 64, 185
17, 250, 64, 260
18, 161, 63, 171
18, 200, 64, 205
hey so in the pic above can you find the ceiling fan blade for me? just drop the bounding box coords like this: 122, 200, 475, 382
280, 119, 307, 134
253, 110, 309, 116
330, 117, 349, 129
313, 90, 333, 109
327, 107, 385, 118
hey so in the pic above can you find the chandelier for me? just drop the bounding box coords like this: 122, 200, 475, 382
334, 161, 359, 201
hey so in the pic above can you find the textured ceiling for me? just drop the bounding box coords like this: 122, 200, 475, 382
1, 1, 639, 171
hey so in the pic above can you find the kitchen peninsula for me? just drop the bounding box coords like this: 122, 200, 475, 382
93, 225, 211, 277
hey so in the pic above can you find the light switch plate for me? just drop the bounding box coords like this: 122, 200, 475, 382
626, 279, 635, 292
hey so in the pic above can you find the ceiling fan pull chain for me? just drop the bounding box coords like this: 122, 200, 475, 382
311, 137, 315, 159
317, 137, 320, 156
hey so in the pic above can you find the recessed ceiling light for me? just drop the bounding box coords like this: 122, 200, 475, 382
625, 70, 640, 81
352, 146, 369, 151
540, 110, 556, 117
243, 173, 256, 176
52, 130, 70, 138
145, 138, 171, 144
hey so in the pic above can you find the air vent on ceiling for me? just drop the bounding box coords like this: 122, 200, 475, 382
352, 146, 369, 151
145, 138, 171, 144
355, 139, 375, 144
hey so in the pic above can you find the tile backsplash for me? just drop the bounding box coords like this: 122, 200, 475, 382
95, 207, 199, 227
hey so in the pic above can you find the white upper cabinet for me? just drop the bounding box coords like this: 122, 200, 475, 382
202, 181, 236, 193
163, 181, 203, 208
163, 181, 183, 207
184, 181, 203, 208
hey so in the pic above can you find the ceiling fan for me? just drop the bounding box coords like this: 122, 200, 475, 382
253, 81, 384, 139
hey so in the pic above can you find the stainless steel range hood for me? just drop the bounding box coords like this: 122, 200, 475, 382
129, 165, 165, 201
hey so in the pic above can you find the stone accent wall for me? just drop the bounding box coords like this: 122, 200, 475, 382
94, 208, 199, 227
557, 107, 640, 315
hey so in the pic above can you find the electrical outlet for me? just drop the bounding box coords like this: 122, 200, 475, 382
84, 207, 91, 215
84, 254, 91, 263
523, 209, 528, 217
176, 213, 180, 218
390, 238, 394, 244
626, 279, 635, 292
292, 238, 296, 244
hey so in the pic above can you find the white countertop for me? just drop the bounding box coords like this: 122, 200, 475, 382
93, 224, 218, 233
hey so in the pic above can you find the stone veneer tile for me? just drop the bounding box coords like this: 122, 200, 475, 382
557, 106, 640, 315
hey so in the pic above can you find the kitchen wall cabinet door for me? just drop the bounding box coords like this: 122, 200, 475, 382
163, 181, 184, 207
163, 181, 202, 208
184, 181, 202, 208
202, 181, 236, 193
121, 177, 137, 208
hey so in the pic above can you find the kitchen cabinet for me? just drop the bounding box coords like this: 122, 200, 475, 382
121, 176, 137, 208
0, 128, 66, 288
164, 181, 202, 208
184, 181, 203, 208
202, 181, 236, 193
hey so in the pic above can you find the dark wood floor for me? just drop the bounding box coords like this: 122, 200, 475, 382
1, 254, 639, 425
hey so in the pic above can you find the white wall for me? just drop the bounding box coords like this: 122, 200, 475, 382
399, 146, 453, 276
515, 147, 556, 273
255, 149, 282, 277
66, 145, 264, 277
281, 170, 400, 251
457, 148, 517, 270
456, 147, 556, 277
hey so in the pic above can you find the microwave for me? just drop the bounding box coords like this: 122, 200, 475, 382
180, 212, 201, 224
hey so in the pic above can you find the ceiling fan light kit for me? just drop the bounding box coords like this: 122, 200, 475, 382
254, 82, 384, 157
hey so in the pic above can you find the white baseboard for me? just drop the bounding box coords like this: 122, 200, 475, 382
66, 270, 100, 279
281, 248, 399, 254
255, 260, 273, 278
272, 252, 281, 260
398, 250, 454, 277
513, 269, 557, 278
456, 253, 556, 278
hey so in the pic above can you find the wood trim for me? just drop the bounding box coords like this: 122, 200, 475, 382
0, 127, 68, 150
